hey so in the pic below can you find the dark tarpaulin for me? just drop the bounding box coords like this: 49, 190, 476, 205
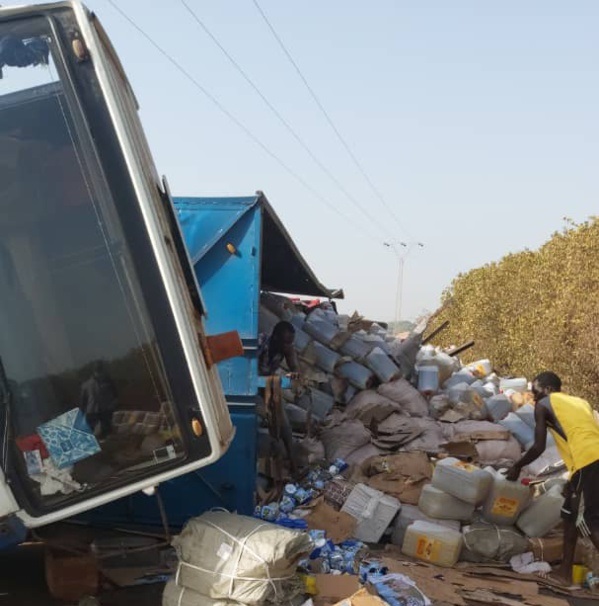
258, 192, 343, 299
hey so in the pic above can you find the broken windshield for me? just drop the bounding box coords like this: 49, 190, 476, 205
0, 17, 187, 512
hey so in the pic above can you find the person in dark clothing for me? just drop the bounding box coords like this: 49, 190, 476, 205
80, 361, 118, 439
257, 321, 300, 474
258, 320, 299, 377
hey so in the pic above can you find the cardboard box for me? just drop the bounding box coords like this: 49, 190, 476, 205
529, 535, 585, 564
331, 587, 388, 606
306, 499, 357, 544
341, 483, 401, 543
351, 452, 432, 506
314, 574, 360, 604
324, 478, 355, 511
529, 536, 563, 564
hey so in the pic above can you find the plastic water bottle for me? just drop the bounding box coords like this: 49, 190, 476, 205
280, 495, 296, 514
294, 487, 312, 504
308, 529, 327, 548
259, 503, 279, 521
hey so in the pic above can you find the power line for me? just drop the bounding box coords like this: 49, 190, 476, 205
103, 0, 382, 243
179, 0, 397, 241
251, 0, 416, 240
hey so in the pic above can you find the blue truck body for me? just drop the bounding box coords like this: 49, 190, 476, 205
79, 192, 341, 528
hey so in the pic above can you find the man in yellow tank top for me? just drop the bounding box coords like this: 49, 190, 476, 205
507, 371, 599, 586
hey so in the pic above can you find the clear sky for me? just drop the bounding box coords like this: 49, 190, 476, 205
18, 1, 599, 321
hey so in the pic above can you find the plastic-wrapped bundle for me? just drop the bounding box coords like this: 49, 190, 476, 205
172, 512, 312, 605
461, 522, 529, 563
163, 580, 238, 606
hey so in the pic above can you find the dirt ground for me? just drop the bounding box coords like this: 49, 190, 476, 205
0, 543, 162, 606
0, 542, 593, 606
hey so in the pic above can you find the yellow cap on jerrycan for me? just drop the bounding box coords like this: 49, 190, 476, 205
301, 574, 317, 595
572, 564, 588, 586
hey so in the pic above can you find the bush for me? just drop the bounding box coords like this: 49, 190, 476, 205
429, 218, 599, 404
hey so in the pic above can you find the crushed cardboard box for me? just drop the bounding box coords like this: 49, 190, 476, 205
341, 484, 401, 543
305, 498, 357, 544
440, 440, 479, 461
380, 553, 572, 606
313, 574, 360, 605
528, 534, 578, 565
350, 452, 432, 505
331, 587, 388, 606
257, 296, 581, 606
463, 564, 597, 602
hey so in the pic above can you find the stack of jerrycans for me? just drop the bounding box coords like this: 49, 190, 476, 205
403, 457, 493, 567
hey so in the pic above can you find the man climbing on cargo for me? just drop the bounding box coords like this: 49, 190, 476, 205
258, 320, 300, 378
506, 371, 599, 586
257, 321, 300, 488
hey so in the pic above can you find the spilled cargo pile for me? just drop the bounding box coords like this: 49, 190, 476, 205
163, 295, 599, 605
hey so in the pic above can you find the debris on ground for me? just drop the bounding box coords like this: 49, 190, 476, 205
160, 296, 599, 604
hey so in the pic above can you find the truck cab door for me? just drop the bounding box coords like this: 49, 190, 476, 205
0, 1, 234, 528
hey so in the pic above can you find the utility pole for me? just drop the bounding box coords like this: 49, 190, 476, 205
383, 241, 424, 331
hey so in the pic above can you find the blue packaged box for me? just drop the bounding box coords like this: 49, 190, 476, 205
37, 408, 101, 469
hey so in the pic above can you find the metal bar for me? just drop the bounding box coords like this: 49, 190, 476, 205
447, 340, 475, 357
422, 320, 450, 345
155, 488, 171, 544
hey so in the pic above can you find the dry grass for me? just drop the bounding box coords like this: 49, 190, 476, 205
429, 218, 599, 404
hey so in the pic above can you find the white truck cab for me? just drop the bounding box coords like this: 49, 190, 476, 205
0, 1, 233, 532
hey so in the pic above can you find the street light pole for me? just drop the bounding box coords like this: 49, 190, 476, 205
385, 242, 406, 327
384, 241, 424, 330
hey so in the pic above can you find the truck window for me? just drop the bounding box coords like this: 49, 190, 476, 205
0, 18, 187, 512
